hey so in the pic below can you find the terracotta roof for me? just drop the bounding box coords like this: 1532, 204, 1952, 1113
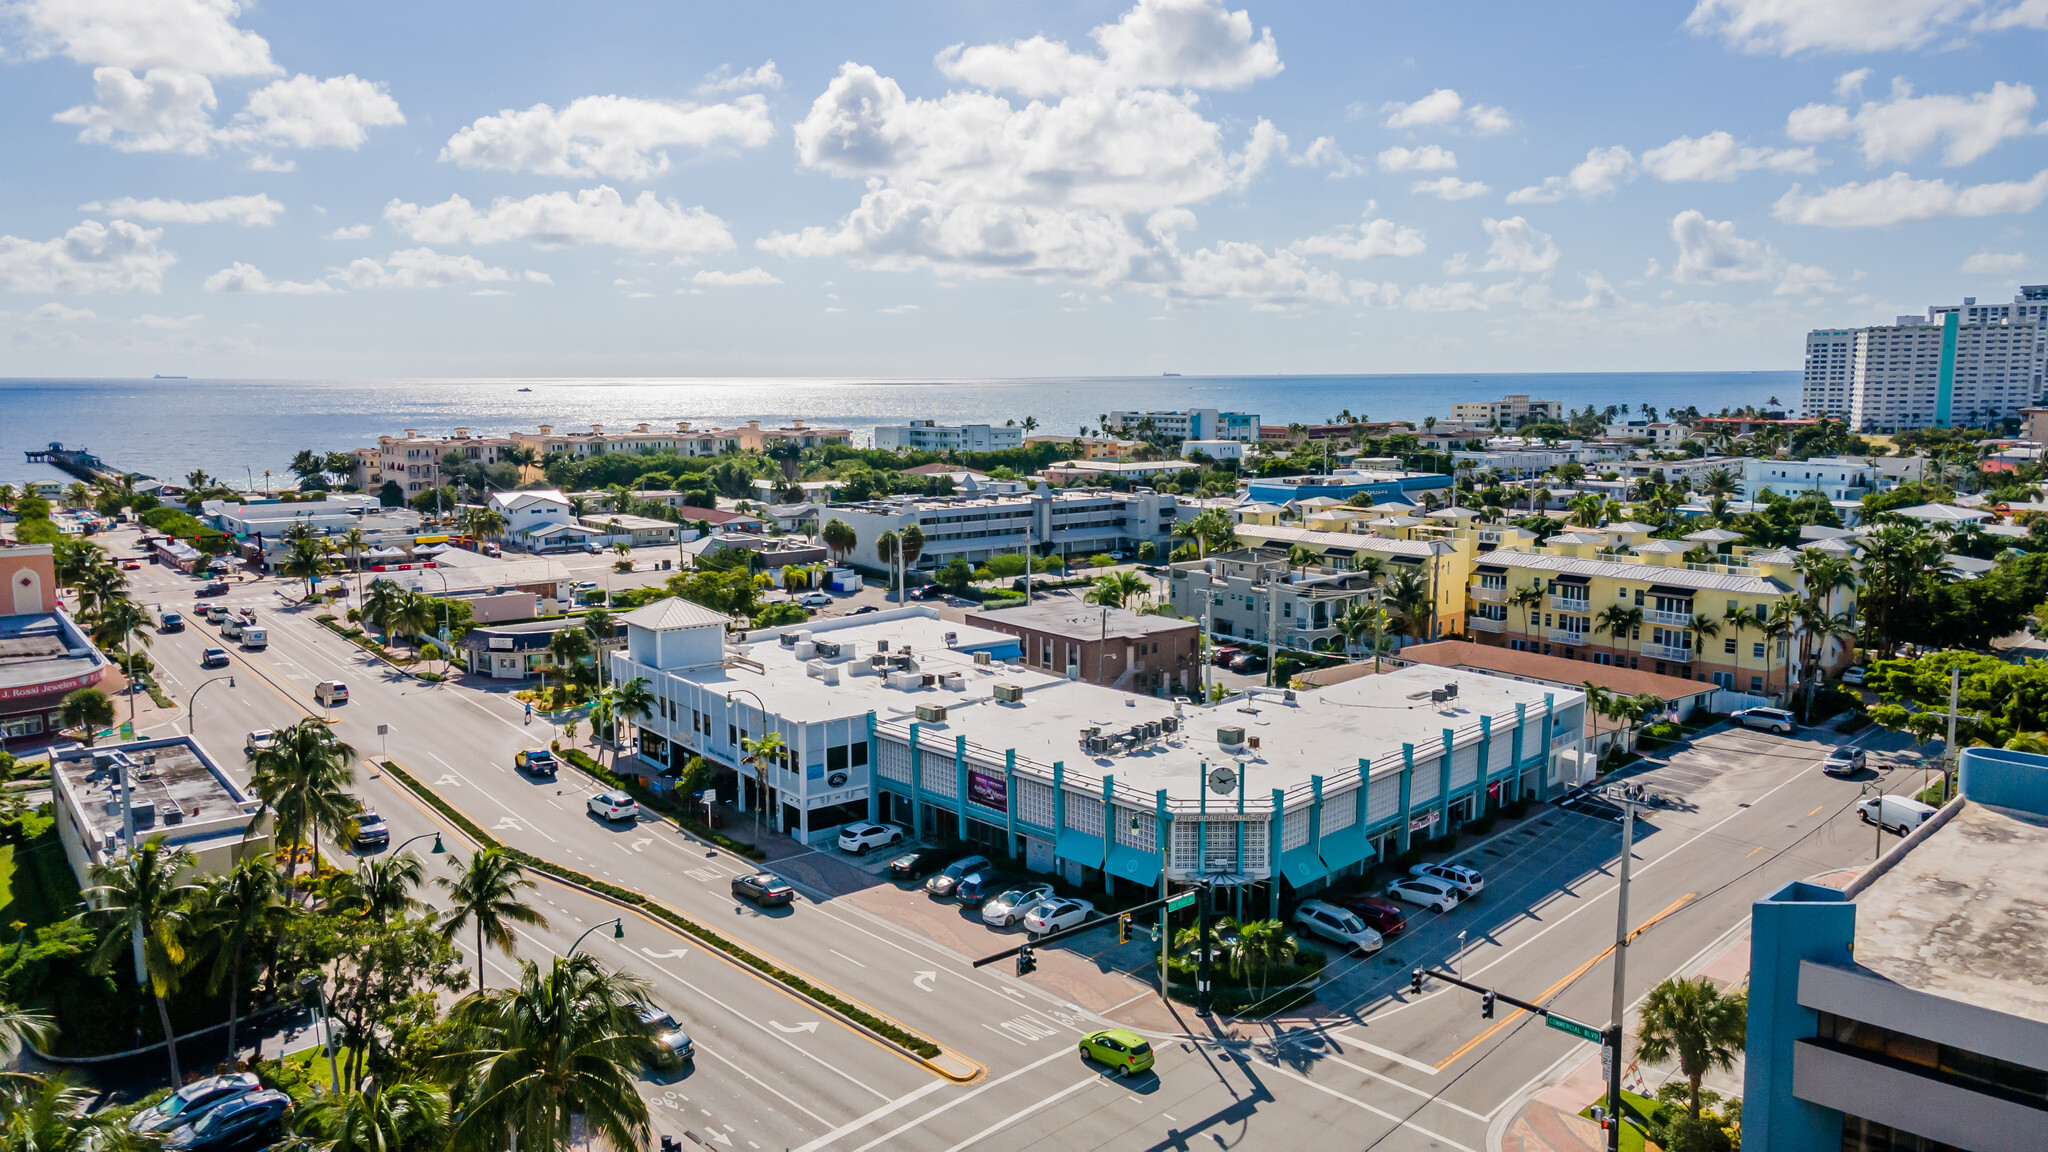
1297, 640, 1714, 702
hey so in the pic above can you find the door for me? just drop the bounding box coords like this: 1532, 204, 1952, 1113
1025, 835, 1054, 874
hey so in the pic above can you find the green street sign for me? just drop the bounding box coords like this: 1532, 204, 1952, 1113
1166, 892, 1197, 913
1546, 1014, 1604, 1044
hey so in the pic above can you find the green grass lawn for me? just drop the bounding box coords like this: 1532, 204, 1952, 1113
0, 821, 80, 933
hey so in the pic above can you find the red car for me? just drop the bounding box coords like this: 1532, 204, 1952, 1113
1336, 892, 1409, 936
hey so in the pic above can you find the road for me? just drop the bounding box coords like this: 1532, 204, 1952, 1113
107, 528, 1925, 1150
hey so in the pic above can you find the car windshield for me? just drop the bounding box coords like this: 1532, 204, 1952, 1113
1339, 915, 1366, 933
994, 889, 1028, 905
1128, 1040, 1152, 1055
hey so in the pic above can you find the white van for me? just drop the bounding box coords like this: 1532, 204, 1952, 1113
219, 614, 244, 640
313, 680, 348, 705
1857, 793, 1936, 835
241, 626, 268, 649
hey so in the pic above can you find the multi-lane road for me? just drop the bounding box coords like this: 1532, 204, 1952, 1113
103, 530, 1925, 1150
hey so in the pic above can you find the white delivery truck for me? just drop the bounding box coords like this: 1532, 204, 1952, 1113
242, 626, 268, 649
1857, 793, 1937, 835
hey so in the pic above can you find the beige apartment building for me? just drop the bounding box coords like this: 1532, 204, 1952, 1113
354, 420, 851, 495
1451, 395, 1565, 427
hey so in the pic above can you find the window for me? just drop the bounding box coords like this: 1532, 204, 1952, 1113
1282, 807, 1312, 850
1752, 642, 1765, 659
1724, 638, 1738, 655
1750, 675, 1763, 691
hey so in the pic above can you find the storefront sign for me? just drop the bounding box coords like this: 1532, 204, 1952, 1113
968, 767, 1007, 811
0, 668, 101, 702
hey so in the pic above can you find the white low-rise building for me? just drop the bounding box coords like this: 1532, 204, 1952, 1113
1182, 438, 1248, 462
873, 420, 1025, 453
825, 488, 1181, 571
1741, 457, 1880, 501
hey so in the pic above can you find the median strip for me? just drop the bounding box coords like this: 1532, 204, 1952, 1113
378, 758, 953, 1066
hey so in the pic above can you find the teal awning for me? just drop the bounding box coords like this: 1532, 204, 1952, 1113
1280, 849, 1326, 889
1318, 825, 1371, 873
1055, 830, 1104, 867
1105, 844, 1161, 887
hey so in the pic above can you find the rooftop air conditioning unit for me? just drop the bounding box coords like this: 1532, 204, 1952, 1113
921, 674, 938, 688
877, 639, 890, 652
973, 651, 992, 666
868, 653, 890, 670
941, 673, 965, 691
793, 642, 816, 660
994, 683, 1024, 703
1161, 716, 1180, 734
1247, 735, 1261, 751
916, 703, 949, 723
813, 641, 842, 659
779, 633, 799, 648
944, 632, 959, 647
1217, 725, 1246, 748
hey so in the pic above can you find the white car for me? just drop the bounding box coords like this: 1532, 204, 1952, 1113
587, 790, 639, 822
243, 729, 276, 757
836, 822, 905, 856
1385, 875, 1461, 913
1022, 897, 1096, 937
1410, 862, 1484, 898
982, 882, 1056, 928
1841, 666, 1868, 687
1733, 706, 1795, 734
798, 592, 833, 608
1292, 900, 1384, 954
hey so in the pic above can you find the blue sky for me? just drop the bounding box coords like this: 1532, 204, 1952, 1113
2, 0, 2045, 378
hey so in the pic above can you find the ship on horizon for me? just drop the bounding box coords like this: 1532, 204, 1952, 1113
154, 374, 187, 379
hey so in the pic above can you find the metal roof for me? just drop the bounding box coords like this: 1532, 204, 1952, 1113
619, 597, 733, 631
1482, 550, 1791, 594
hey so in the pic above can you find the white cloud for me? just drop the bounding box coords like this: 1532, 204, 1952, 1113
692, 267, 783, 286
1787, 79, 2038, 167
1961, 250, 2028, 273
326, 224, 373, 241
1835, 68, 1872, 100
385, 186, 736, 252
933, 0, 1282, 97
1685, 0, 2048, 55
470, 289, 509, 296
28, 302, 95, 323
698, 61, 783, 94
442, 94, 775, 180
1670, 209, 1778, 283
522, 269, 552, 283
1478, 216, 1559, 273
54, 67, 219, 153
1380, 88, 1511, 134
223, 73, 404, 150
1507, 145, 1635, 203
1772, 169, 2048, 226
201, 261, 334, 294
334, 248, 514, 290
1774, 262, 1838, 295
1294, 209, 1426, 261
880, 303, 921, 313
1639, 132, 1816, 181
80, 193, 282, 225
0, 219, 175, 293
8, 0, 280, 77
1560, 271, 1622, 310
133, 312, 202, 328
1377, 144, 1456, 172
1169, 241, 1347, 309
1411, 176, 1491, 200
1293, 136, 1364, 177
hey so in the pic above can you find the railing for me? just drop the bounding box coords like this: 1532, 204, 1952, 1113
1467, 615, 1506, 632
1643, 644, 1694, 663
1549, 628, 1593, 645
1472, 585, 1507, 603
1646, 608, 1693, 627
1549, 595, 1593, 614
1685, 562, 1758, 576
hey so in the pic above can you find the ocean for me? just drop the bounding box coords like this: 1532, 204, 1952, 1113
0, 372, 1797, 488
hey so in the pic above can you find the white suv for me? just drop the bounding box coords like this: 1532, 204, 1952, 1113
587, 791, 639, 822
1292, 900, 1384, 954
1410, 862, 1484, 898
836, 822, 905, 856
1733, 707, 1795, 734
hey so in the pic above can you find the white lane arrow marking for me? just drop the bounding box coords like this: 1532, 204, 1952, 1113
913, 970, 937, 992
769, 1020, 818, 1034
639, 948, 689, 960
493, 817, 523, 830
434, 774, 462, 787
630, 838, 652, 853
699, 1131, 732, 1147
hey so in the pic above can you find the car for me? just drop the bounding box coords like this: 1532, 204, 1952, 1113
924, 854, 995, 899
1821, 746, 1868, 776
798, 592, 833, 608
836, 821, 904, 856
514, 748, 558, 777
1858, 793, 1937, 834
194, 600, 213, 618
634, 1004, 695, 1066
982, 882, 1057, 927
120, 560, 141, 570
161, 1090, 293, 1152
1209, 646, 1241, 668
1410, 862, 1484, 898
1841, 666, 1868, 687
159, 611, 184, 632
313, 680, 348, 706
200, 647, 230, 668
850, 604, 879, 615
1293, 899, 1385, 954
1335, 893, 1409, 936
731, 871, 796, 907
353, 808, 389, 850
574, 580, 599, 591
128, 1073, 262, 1134
583, 543, 603, 554
886, 847, 956, 880
1385, 876, 1461, 913
1733, 706, 1796, 735
243, 730, 275, 757
206, 604, 231, 622
198, 581, 230, 596
1227, 651, 1266, 673
1078, 1028, 1154, 1077
1022, 897, 1096, 937
954, 870, 1017, 906
587, 790, 639, 822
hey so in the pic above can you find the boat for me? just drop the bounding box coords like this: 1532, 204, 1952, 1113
1162, 372, 1181, 377
154, 374, 187, 379
518, 387, 533, 392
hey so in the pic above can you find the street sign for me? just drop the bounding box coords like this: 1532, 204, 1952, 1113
1546, 1014, 1605, 1044
1166, 892, 1197, 913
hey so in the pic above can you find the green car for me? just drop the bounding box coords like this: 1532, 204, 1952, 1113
1078, 1028, 1154, 1076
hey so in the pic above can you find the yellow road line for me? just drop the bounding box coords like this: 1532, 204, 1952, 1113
1744, 845, 1766, 859
1435, 892, 1695, 1070
1807, 805, 1824, 817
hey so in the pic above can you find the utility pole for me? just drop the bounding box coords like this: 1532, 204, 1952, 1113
1943, 664, 1960, 802
1604, 799, 1636, 1152
1023, 523, 1032, 603
118, 754, 144, 985
1264, 566, 1280, 688
1197, 881, 1214, 1015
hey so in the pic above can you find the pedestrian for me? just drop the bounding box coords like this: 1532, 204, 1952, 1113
524, 700, 532, 724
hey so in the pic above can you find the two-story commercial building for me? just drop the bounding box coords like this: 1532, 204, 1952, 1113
1, 543, 111, 744
50, 736, 269, 885
1741, 456, 1881, 502
1166, 548, 1393, 652
825, 489, 1180, 572
962, 602, 1200, 697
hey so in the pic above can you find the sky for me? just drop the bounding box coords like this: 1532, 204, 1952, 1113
2, 0, 2046, 379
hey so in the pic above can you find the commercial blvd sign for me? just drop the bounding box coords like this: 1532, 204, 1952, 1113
1546, 1014, 1604, 1044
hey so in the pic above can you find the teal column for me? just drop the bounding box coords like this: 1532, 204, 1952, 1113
1052, 760, 1066, 869
1539, 693, 1556, 800
1397, 744, 1415, 855
1270, 787, 1285, 919
1101, 776, 1116, 895
954, 735, 969, 842
1935, 310, 1959, 426
1474, 716, 1492, 819
1004, 748, 1019, 860
908, 721, 923, 838
1357, 758, 1372, 867
865, 711, 880, 823
1308, 775, 1324, 889
1439, 728, 1455, 833
1511, 703, 1526, 804
1156, 790, 1170, 980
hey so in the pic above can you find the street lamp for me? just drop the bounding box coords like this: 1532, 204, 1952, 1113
185, 674, 235, 740
389, 832, 447, 857
568, 917, 625, 956
727, 687, 771, 842
296, 973, 342, 1091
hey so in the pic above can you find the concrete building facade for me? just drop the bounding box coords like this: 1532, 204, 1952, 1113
1803, 288, 2048, 430
1108, 409, 1260, 442
873, 420, 1025, 453
826, 489, 1181, 572
1450, 395, 1565, 426
963, 603, 1201, 697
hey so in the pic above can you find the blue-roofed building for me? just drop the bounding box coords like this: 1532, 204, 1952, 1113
1244, 468, 1452, 506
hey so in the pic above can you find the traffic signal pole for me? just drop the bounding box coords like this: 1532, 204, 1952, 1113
1605, 803, 1636, 1152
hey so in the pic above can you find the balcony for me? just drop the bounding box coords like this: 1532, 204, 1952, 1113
1549, 628, 1593, 646
1467, 615, 1506, 633
1643, 644, 1694, 663
1549, 595, 1593, 614
1472, 585, 1507, 603
1646, 608, 1693, 627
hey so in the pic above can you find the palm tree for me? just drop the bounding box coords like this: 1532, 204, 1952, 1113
0, 1002, 51, 1068
1334, 600, 1383, 668
820, 518, 856, 563
1581, 681, 1613, 760
73, 561, 127, 619
387, 590, 437, 668
89, 595, 153, 657
545, 627, 593, 710
1686, 612, 1721, 658
361, 578, 405, 639
279, 536, 333, 600
339, 526, 370, 599
1567, 494, 1608, 528
443, 953, 654, 1152
1227, 919, 1299, 1007
1382, 569, 1432, 647
58, 687, 115, 747
601, 677, 655, 769
250, 718, 359, 892
1758, 598, 1796, 698
1595, 603, 1643, 652
81, 837, 198, 1085
297, 1077, 449, 1152
339, 850, 429, 923
437, 848, 548, 991
1634, 976, 1747, 1120
741, 731, 786, 826
581, 607, 615, 688
191, 853, 284, 1065
0, 1076, 142, 1152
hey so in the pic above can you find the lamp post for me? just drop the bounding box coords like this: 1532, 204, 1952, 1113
389, 832, 447, 858
185, 674, 235, 740
727, 687, 771, 841
568, 916, 625, 957
296, 973, 342, 1092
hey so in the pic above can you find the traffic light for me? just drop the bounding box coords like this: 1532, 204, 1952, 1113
1590, 1106, 1611, 1131
1016, 944, 1036, 977
1117, 913, 1132, 945
1411, 969, 1424, 995
1481, 991, 1495, 1019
